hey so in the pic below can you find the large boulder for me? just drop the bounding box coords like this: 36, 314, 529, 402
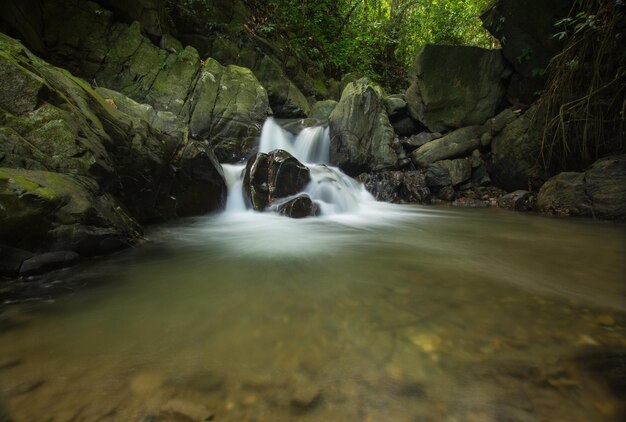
328, 78, 398, 176
482, 0, 571, 104
537, 155, 626, 219
426, 159, 472, 188
242, 150, 311, 211
488, 106, 550, 191
184, 58, 271, 161
0, 168, 141, 255
405, 45, 506, 132
410, 126, 484, 168
309, 100, 338, 121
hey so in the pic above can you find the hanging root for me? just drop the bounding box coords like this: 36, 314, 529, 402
539, 0, 625, 172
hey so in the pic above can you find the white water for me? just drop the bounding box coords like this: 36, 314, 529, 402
222, 118, 375, 216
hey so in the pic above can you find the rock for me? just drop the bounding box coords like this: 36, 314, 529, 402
159, 34, 183, 53
243, 150, 311, 211
486, 109, 518, 134
19, 251, 80, 276
469, 150, 483, 168
482, 0, 571, 104
537, 155, 626, 219
498, 190, 535, 211
0, 246, 34, 278
488, 106, 550, 191
584, 155, 626, 219
405, 44, 506, 132
185, 58, 271, 161
0, 168, 141, 255
358, 171, 430, 204
400, 131, 442, 153
426, 159, 472, 188
329, 78, 398, 176
536, 172, 592, 216
384, 95, 408, 118
170, 142, 227, 217
471, 165, 492, 187
451, 198, 489, 208
254, 55, 310, 118
274, 194, 319, 218
437, 186, 456, 201
411, 126, 484, 168
308, 100, 337, 121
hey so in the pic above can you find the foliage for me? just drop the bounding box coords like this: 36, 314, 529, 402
540, 0, 625, 171
244, 0, 496, 90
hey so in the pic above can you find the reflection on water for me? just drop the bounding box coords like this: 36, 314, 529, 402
0, 205, 625, 421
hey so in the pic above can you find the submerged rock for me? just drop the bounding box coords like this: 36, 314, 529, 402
243, 150, 311, 211
405, 44, 506, 132
329, 78, 398, 176
19, 251, 80, 276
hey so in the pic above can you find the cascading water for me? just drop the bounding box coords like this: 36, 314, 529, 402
222, 118, 374, 216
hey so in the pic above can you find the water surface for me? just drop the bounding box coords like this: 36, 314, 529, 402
0, 205, 625, 421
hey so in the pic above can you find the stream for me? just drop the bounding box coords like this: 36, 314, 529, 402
0, 121, 624, 421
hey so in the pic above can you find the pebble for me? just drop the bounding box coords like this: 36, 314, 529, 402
291, 384, 321, 410
409, 333, 441, 353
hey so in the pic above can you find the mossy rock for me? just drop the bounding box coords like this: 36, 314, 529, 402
0, 167, 141, 254
328, 78, 398, 176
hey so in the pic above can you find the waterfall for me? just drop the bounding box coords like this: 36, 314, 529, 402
223, 118, 373, 216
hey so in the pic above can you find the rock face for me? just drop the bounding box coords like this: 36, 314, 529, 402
488, 106, 550, 191
329, 78, 398, 176
243, 150, 311, 212
0, 1, 271, 161
358, 171, 430, 204
406, 45, 506, 132
482, 0, 570, 104
0, 33, 227, 262
537, 155, 626, 219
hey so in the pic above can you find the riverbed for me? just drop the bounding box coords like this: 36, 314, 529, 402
0, 204, 625, 421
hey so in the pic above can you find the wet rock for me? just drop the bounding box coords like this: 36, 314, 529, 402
243, 150, 311, 211
274, 194, 319, 219
329, 78, 398, 176
406, 44, 506, 131
498, 190, 535, 211
411, 126, 484, 168
358, 171, 430, 204
19, 251, 80, 276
